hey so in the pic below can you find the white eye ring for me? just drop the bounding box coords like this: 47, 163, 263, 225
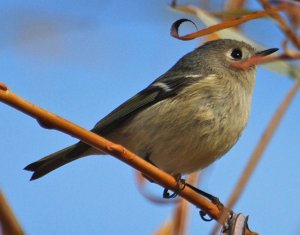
226, 48, 243, 60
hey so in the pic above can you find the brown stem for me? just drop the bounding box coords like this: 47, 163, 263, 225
0, 191, 24, 235
259, 0, 300, 50
0, 83, 223, 222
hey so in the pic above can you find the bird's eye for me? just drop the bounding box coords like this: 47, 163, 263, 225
230, 48, 243, 60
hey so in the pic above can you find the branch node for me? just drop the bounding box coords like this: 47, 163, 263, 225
106, 143, 126, 156
0, 82, 8, 91
37, 119, 55, 129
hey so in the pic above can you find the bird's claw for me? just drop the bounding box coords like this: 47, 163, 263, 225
163, 188, 178, 198
163, 175, 186, 199
199, 210, 214, 222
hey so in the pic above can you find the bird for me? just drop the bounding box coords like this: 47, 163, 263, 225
24, 39, 278, 181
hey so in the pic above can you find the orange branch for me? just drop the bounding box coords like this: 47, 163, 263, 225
259, 0, 300, 50
0, 82, 222, 221
0, 82, 259, 234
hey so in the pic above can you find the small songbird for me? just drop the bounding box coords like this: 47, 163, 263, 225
25, 39, 278, 180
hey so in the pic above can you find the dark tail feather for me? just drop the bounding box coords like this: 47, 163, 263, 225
24, 142, 91, 180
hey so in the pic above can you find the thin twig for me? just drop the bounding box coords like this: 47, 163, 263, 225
259, 0, 300, 50
0, 83, 224, 224
0, 191, 24, 235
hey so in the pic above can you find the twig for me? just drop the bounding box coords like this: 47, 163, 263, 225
0, 191, 24, 235
0, 82, 224, 223
259, 0, 300, 50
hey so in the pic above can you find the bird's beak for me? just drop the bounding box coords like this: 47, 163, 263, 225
255, 48, 278, 56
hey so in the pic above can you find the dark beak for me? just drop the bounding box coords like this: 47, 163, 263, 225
255, 48, 278, 56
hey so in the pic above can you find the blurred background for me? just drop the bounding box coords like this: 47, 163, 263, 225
0, 0, 299, 234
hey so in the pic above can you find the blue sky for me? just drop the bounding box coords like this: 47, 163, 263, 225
0, 1, 299, 234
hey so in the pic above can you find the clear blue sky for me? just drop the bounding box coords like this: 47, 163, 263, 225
1, 1, 299, 234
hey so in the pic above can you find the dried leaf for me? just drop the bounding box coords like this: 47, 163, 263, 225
170, 8, 277, 40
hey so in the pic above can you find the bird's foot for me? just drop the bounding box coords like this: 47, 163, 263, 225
186, 183, 220, 203
163, 174, 186, 199
185, 183, 224, 222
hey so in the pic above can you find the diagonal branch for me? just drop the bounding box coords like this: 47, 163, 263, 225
0, 82, 224, 223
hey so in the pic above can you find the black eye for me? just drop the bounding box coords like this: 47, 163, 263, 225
230, 48, 243, 60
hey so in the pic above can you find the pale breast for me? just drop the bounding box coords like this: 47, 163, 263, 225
108, 78, 252, 175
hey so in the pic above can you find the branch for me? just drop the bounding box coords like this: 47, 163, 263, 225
0, 82, 228, 225
259, 0, 300, 50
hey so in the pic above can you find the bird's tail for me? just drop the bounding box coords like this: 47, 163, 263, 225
24, 142, 95, 180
